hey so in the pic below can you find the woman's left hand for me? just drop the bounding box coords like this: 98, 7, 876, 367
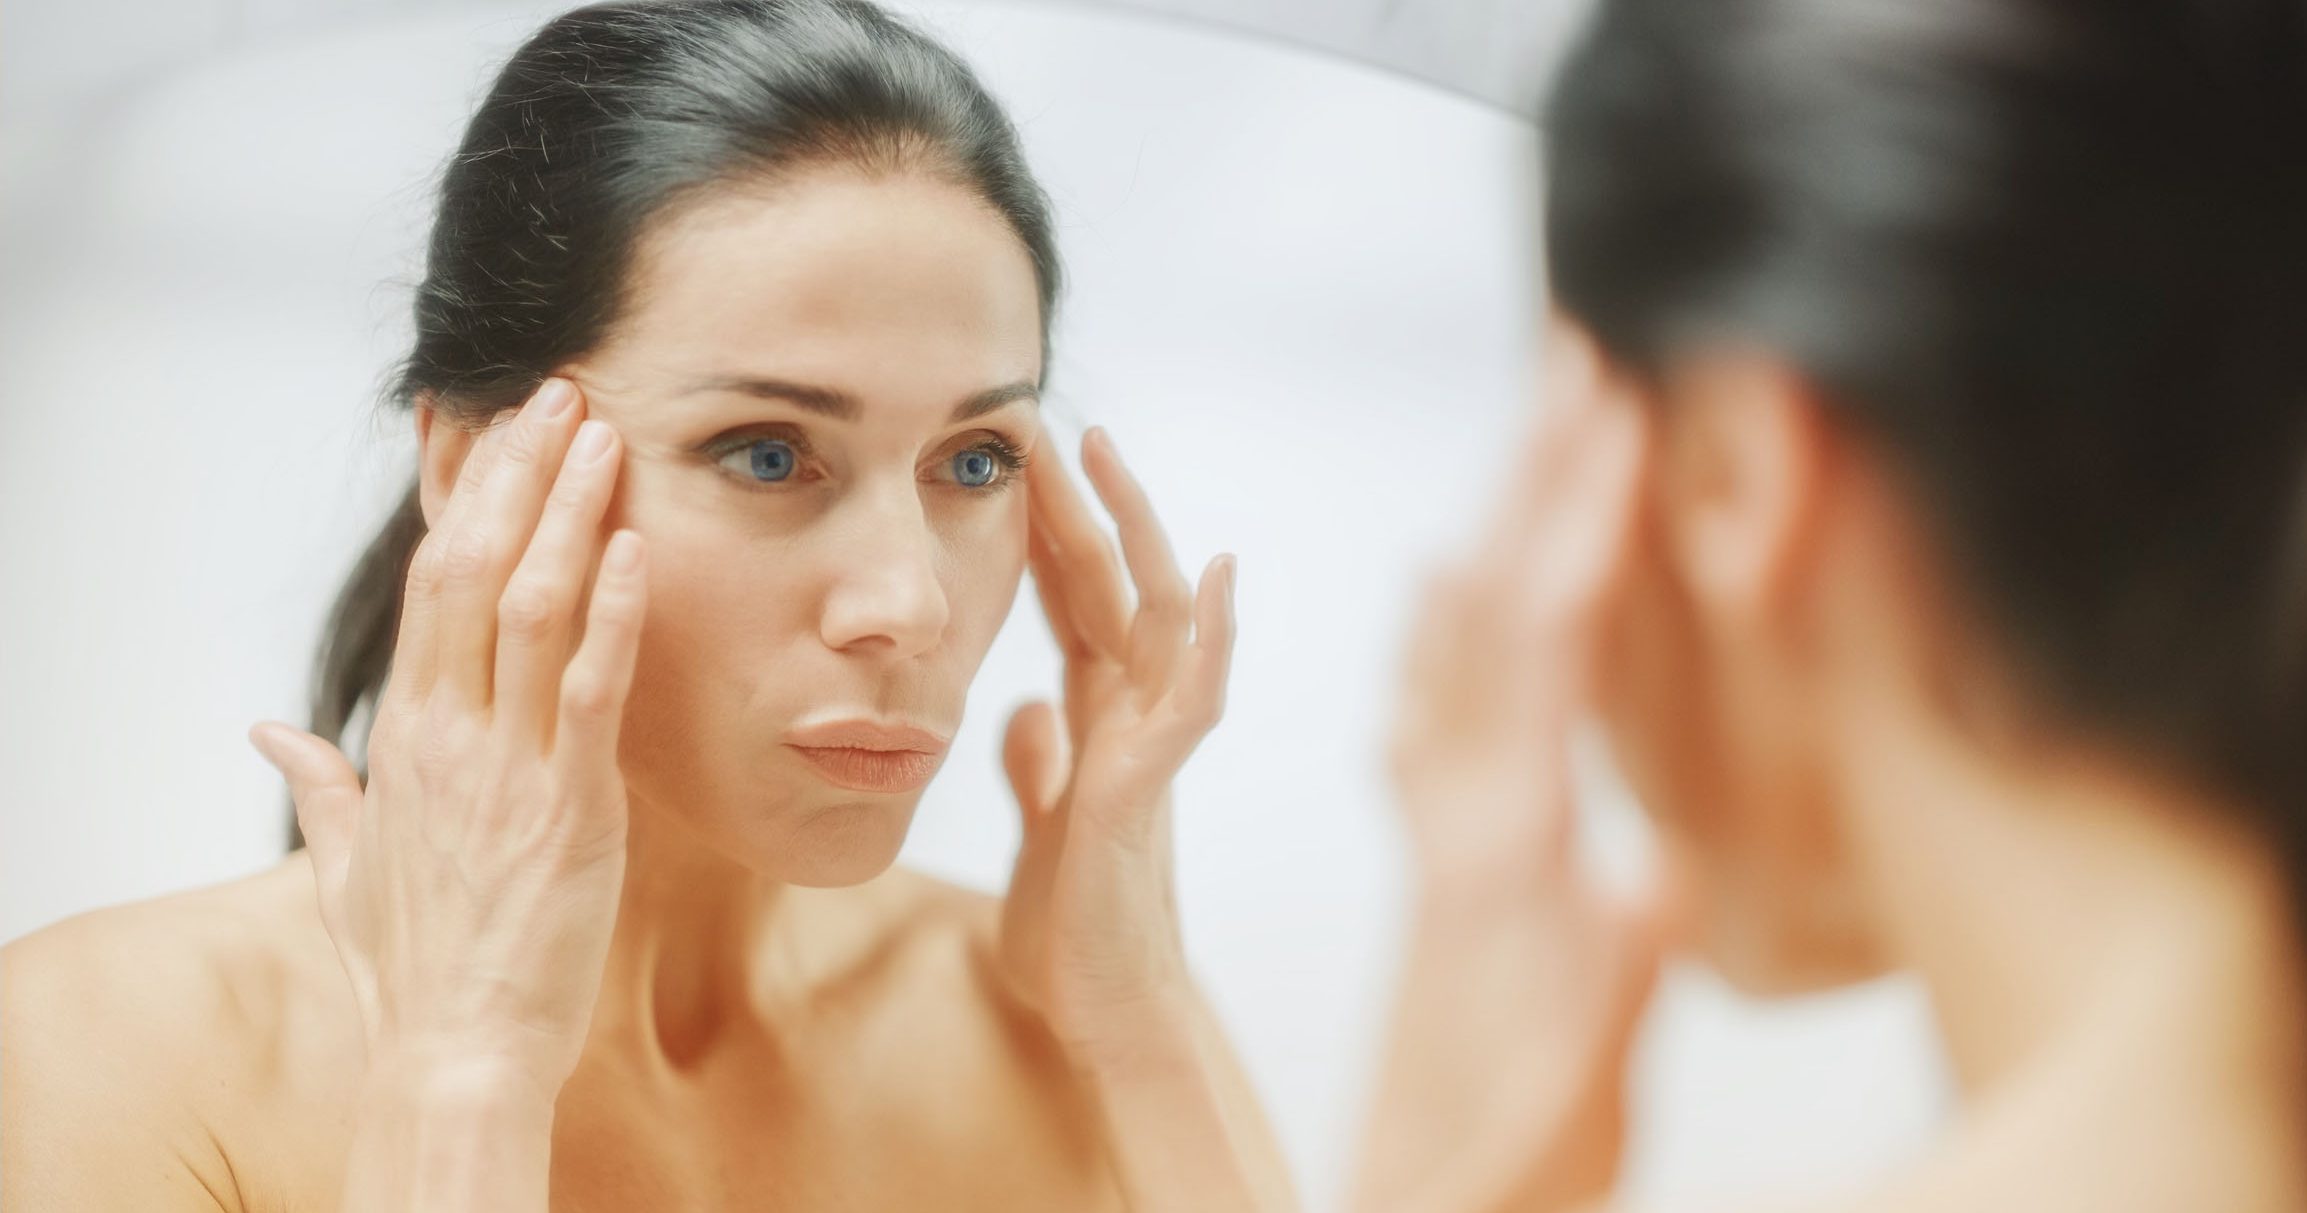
997, 425, 1237, 1055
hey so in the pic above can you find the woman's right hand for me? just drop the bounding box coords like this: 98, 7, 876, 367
1353, 327, 1671, 1213
249, 376, 647, 1104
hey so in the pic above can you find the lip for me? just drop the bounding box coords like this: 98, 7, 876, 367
783, 719, 951, 794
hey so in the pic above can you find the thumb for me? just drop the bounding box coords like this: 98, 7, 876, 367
1597, 870, 1681, 1041
1001, 700, 1067, 832
249, 721, 362, 887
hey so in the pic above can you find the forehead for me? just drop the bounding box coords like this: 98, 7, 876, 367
595, 165, 1045, 417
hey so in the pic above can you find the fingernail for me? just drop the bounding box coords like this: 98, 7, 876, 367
573, 419, 615, 463
534, 378, 575, 419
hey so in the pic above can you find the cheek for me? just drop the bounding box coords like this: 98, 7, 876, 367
933, 490, 1029, 649
610, 497, 826, 734
631, 482, 821, 640
1598, 547, 1711, 839
1600, 544, 1870, 990
1598, 548, 1766, 942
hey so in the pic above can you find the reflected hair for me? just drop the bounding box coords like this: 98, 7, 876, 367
1544, 0, 2307, 932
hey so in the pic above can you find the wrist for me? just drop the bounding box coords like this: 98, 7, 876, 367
1056, 977, 1203, 1080
344, 1044, 560, 1211
1408, 864, 1604, 978
360, 1044, 566, 1116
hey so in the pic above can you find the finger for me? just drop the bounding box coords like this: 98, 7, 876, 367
1594, 879, 1673, 1057
1473, 407, 1581, 588
494, 417, 623, 745
1000, 700, 1068, 829
393, 408, 510, 706
1471, 343, 1614, 598
1512, 400, 1648, 675
1025, 433, 1132, 656
375, 481, 439, 710
554, 528, 648, 772
1167, 553, 1236, 739
429, 378, 583, 708
1539, 313, 1609, 420
1079, 428, 1194, 693
1401, 563, 1469, 690
1638, 840, 1704, 959
1027, 515, 1094, 660
249, 721, 362, 896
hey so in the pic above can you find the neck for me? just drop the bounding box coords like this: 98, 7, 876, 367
1839, 700, 2306, 1101
584, 794, 790, 1074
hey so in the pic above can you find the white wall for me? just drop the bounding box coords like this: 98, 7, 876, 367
0, 3, 1949, 1208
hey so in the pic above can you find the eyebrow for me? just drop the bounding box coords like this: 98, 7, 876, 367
679, 374, 1040, 423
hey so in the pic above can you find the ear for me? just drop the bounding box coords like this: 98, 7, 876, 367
1653, 351, 1831, 626
413, 393, 478, 531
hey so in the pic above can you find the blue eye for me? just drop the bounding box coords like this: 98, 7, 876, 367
953, 449, 998, 487
743, 439, 797, 482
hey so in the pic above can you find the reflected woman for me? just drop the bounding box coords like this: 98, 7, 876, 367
0, 2, 1292, 1209
1356, 1, 2307, 1211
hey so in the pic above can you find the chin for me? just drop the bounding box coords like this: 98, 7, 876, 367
1696, 887, 1895, 997
762, 795, 924, 888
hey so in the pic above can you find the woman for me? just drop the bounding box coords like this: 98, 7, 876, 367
0, 2, 1293, 1209
1354, 0, 2307, 1210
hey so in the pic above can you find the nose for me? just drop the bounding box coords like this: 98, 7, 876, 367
818, 481, 950, 661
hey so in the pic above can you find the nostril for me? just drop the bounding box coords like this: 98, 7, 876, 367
819, 563, 949, 657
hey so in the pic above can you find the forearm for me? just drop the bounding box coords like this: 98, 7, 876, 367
339, 1055, 559, 1213
1073, 983, 1300, 1213
1353, 853, 1613, 1213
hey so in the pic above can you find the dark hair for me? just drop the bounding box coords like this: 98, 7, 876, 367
293, 0, 1062, 848
1543, 0, 2307, 931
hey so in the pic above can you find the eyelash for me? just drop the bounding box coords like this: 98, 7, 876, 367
701, 427, 1030, 494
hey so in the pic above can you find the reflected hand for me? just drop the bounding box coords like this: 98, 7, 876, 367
997, 426, 1238, 1053
248, 378, 645, 1101
1358, 333, 1671, 1213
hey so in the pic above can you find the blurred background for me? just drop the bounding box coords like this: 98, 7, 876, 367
0, 1, 1950, 1207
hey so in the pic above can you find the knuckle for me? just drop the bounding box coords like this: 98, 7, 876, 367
361, 716, 403, 769
405, 534, 449, 598
449, 446, 492, 497
496, 582, 562, 640
406, 710, 467, 788
436, 525, 493, 582
588, 578, 638, 625
560, 675, 618, 719
1180, 690, 1224, 734
545, 475, 595, 515
493, 421, 540, 469
368, 689, 418, 740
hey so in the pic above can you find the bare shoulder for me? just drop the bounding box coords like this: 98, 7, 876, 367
1, 853, 354, 1212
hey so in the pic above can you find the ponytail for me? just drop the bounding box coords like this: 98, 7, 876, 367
289, 480, 423, 851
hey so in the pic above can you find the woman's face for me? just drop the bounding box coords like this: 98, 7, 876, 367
550, 165, 1044, 886
1563, 314, 1894, 993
